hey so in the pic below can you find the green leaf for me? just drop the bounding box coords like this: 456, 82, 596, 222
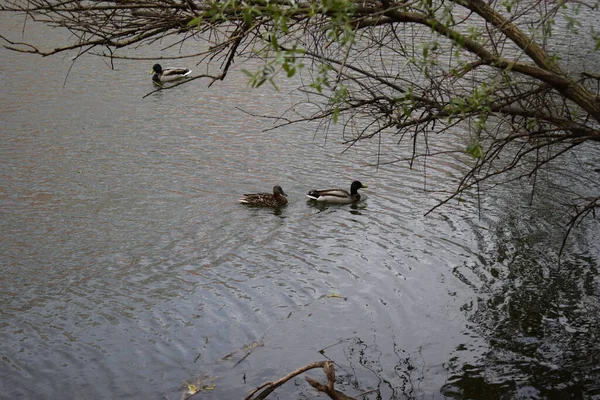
332, 107, 340, 124
467, 142, 484, 160
268, 77, 280, 91
310, 82, 323, 93
187, 16, 203, 27
255, 77, 267, 88
286, 66, 295, 78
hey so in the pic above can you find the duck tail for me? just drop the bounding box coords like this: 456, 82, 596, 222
306, 191, 319, 200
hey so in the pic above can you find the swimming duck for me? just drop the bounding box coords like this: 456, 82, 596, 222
306, 181, 368, 204
239, 185, 288, 207
150, 63, 192, 83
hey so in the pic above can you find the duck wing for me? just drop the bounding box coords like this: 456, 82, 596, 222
239, 193, 270, 203
162, 67, 191, 76
240, 193, 288, 207
306, 188, 350, 200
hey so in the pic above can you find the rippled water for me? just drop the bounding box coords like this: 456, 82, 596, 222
1, 14, 599, 400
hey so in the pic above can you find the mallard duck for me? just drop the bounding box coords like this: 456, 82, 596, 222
306, 180, 368, 204
150, 63, 191, 83
239, 185, 288, 207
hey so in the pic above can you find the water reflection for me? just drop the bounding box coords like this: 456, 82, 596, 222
239, 204, 288, 217
442, 177, 600, 399
305, 199, 367, 212
1, 13, 599, 400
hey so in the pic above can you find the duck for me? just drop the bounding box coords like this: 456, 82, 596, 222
306, 180, 368, 204
239, 185, 288, 208
150, 63, 192, 83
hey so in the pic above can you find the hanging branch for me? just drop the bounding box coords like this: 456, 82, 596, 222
560, 196, 600, 257
2, 0, 599, 247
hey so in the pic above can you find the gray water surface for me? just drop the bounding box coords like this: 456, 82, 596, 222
1, 14, 599, 400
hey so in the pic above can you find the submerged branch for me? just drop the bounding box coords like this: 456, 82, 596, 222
244, 361, 356, 400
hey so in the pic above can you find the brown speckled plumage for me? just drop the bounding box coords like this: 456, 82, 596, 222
239, 185, 288, 207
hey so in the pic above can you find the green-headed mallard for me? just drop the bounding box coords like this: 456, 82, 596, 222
306, 180, 368, 204
239, 185, 288, 207
150, 63, 191, 83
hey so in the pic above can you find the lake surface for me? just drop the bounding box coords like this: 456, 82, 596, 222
1, 13, 599, 400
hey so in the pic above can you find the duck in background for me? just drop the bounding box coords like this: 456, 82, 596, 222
150, 63, 191, 83
239, 186, 288, 208
306, 180, 368, 204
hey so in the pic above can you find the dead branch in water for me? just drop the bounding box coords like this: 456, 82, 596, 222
244, 361, 355, 400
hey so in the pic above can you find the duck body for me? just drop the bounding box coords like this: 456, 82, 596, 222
239, 185, 288, 208
151, 63, 191, 83
306, 180, 367, 204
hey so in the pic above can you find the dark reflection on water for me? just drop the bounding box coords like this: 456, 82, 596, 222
305, 198, 368, 213
442, 170, 600, 399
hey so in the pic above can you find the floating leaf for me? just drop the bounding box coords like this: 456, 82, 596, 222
186, 383, 198, 395
184, 375, 218, 396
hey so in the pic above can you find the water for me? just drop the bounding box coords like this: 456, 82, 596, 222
1, 13, 599, 400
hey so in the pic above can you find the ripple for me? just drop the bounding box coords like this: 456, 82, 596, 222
2, 14, 598, 400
